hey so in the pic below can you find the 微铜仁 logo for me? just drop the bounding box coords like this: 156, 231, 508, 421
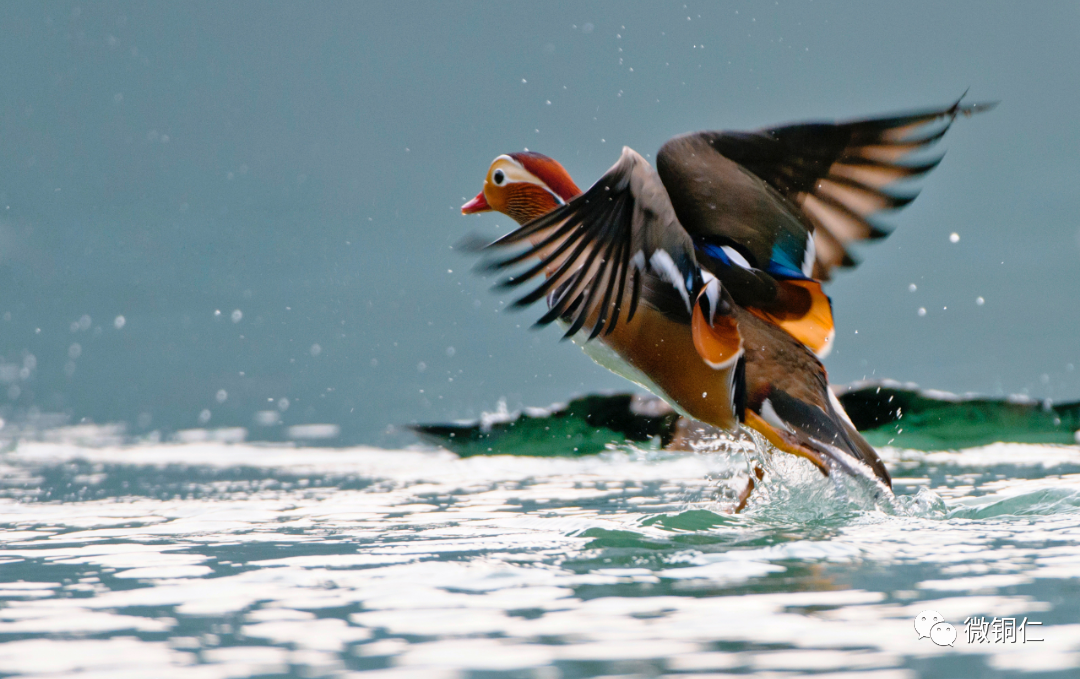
915, 610, 1044, 646
914, 610, 956, 646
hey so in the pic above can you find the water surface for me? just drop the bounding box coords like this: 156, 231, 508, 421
1, 433, 1078, 678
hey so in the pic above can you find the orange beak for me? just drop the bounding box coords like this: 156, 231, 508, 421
461, 191, 491, 214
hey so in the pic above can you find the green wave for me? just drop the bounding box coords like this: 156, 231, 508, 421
413, 383, 1080, 456
841, 383, 1080, 449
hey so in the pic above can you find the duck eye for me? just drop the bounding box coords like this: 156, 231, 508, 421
493, 169, 506, 185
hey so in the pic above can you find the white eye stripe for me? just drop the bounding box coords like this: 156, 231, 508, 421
493, 154, 523, 167
489, 156, 566, 204
491, 163, 541, 185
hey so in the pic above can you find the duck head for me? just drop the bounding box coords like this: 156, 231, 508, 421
462, 152, 582, 225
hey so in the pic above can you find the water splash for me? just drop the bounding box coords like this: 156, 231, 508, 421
682, 429, 899, 522
0, 437, 1078, 678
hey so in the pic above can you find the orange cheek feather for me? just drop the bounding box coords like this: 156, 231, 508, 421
501, 184, 563, 225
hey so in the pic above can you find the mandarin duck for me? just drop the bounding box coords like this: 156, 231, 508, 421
461, 99, 992, 491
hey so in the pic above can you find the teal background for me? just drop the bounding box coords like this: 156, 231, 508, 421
1, 1, 1077, 444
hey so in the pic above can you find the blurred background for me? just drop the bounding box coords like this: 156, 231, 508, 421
0, 1, 1077, 446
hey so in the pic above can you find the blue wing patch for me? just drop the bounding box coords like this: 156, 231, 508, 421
765, 230, 812, 281
698, 241, 737, 268
696, 234, 812, 281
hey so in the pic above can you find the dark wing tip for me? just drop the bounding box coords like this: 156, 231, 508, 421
902, 155, 945, 177
455, 232, 494, 253
882, 189, 919, 211
950, 89, 998, 118
957, 100, 998, 116
866, 223, 892, 241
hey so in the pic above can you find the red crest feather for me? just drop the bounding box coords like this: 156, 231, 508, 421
510, 152, 582, 202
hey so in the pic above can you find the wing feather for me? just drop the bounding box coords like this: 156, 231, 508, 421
695, 97, 994, 279
478, 147, 701, 340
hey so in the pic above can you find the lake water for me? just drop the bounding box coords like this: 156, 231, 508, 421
2, 2, 1079, 677
1, 430, 1078, 678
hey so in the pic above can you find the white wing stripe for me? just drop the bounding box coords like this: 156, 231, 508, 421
649, 250, 691, 311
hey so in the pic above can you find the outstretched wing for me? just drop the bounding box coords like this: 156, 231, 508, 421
479, 147, 702, 340
677, 97, 995, 279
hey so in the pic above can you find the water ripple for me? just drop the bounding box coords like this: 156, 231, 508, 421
0, 440, 1078, 677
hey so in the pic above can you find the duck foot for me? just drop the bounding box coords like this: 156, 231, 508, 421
733, 465, 766, 513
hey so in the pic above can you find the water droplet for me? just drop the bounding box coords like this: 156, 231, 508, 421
231, 310, 243, 323
198, 409, 212, 424
417, 362, 427, 373
976, 297, 985, 306
908, 284, 917, 292
215, 389, 228, 403
254, 411, 279, 427
949, 232, 960, 243
114, 315, 126, 329
310, 343, 322, 357
918, 308, 927, 317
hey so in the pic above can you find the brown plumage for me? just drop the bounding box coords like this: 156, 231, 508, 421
461, 99, 992, 491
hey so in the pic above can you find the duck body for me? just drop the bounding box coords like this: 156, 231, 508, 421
462, 99, 992, 489
572, 292, 743, 431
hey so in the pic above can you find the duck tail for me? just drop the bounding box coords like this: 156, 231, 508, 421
748, 386, 892, 489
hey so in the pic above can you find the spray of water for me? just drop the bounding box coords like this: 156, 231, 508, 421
673, 429, 948, 522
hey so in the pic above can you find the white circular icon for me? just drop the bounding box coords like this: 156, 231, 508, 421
930, 621, 957, 647
914, 610, 944, 639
